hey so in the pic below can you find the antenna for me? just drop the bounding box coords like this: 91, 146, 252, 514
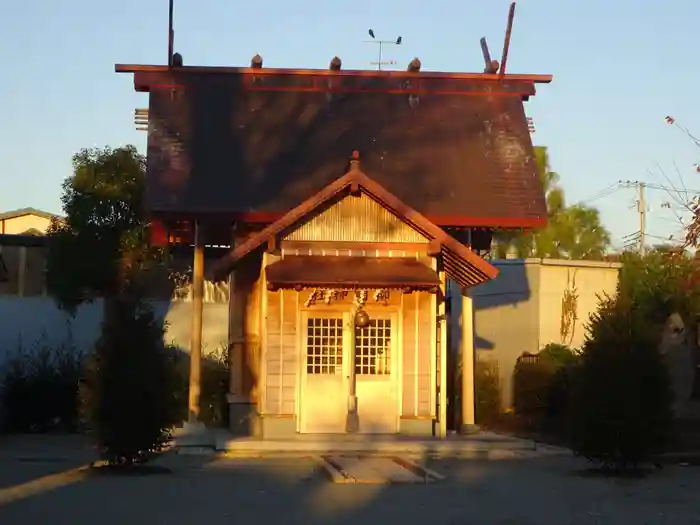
167, 0, 174, 67
365, 30, 402, 70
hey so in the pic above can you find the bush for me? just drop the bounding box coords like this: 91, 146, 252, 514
170, 344, 230, 427
80, 298, 181, 465
539, 343, 578, 366
569, 295, 673, 472
0, 337, 84, 433
200, 346, 230, 426
513, 353, 557, 420
474, 359, 502, 425
513, 344, 578, 432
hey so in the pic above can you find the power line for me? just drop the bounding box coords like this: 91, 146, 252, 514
576, 183, 622, 205
619, 180, 700, 195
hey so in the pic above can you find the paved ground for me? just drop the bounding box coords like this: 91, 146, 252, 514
1, 437, 700, 524
0, 434, 96, 490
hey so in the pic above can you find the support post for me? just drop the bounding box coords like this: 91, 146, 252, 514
228, 225, 243, 399
438, 272, 448, 438
461, 291, 477, 432
17, 246, 27, 297
346, 309, 359, 433
188, 220, 204, 423
226, 225, 258, 436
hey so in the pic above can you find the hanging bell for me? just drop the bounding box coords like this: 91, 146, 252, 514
354, 308, 371, 329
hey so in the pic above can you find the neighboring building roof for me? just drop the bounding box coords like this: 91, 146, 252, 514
210, 152, 499, 290
118, 65, 550, 229
0, 207, 62, 222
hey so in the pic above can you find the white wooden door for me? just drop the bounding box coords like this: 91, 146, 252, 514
300, 314, 348, 433
355, 314, 400, 434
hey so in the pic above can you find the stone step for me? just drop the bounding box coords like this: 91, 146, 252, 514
321, 455, 444, 484
214, 431, 561, 455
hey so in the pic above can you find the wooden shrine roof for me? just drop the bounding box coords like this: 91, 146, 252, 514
118, 64, 549, 229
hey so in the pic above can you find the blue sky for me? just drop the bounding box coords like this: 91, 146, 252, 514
1, 0, 699, 249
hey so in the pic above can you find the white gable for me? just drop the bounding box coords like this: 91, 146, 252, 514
284, 192, 428, 244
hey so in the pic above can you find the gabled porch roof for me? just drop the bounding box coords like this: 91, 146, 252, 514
265, 256, 441, 291
209, 152, 499, 290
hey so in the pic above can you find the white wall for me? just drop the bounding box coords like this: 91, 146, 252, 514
0, 297, 229, 366
461, 258, 621, 410
537, 260, 620, 350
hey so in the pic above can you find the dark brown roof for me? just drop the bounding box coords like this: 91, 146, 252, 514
209, 158, 499, 290
266, 256, 440, 290
127, 67, 549, 228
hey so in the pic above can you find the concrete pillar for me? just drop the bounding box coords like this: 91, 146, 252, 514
461, 291, 476, 432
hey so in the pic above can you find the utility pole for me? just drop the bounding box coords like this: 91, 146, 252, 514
619, 180, 654, 254
638, 182, 646, 254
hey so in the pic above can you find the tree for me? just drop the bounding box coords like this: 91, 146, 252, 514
46, 146, 179, 466
663, 117, 700, 248
569, 294, 673, 473
495, 147, 611, 260
46, 146, 156, 311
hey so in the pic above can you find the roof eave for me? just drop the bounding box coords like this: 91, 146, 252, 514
115, 63, 553, 93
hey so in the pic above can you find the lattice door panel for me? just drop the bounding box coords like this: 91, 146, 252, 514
306, 317, 344, 375
355, 319, 392, 375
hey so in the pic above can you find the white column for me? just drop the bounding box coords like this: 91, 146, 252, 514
188, 221, 204, 423
461, 291, 476, 430
438, 272, 448, 438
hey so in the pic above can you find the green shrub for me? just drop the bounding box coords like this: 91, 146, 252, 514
200, 346, 230, 426
80, 298, 181, 465
474, 359, 502, 425
544, 363, 574, 425
513, 353, 556, 420
513, 344, 578, 432
169, 344, 229, 427
0, 337, 84, 433
569, 295, 673, 472
540, 344, 578, 427
540, 343, 578, 366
